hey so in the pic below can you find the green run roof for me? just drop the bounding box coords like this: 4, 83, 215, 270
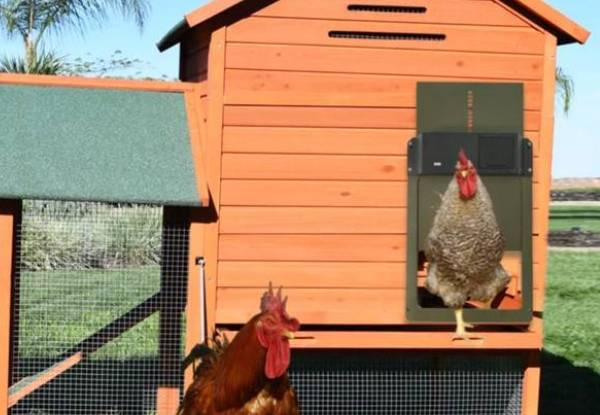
0, 83, 203, 206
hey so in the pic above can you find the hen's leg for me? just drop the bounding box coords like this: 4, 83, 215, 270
453, 308, 474, 339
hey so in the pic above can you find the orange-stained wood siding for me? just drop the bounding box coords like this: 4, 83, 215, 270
253, 0, 530, 27
0, 200, 20, 415
220, 207, 407, 234
225, 44, 544, 80
224, 70, 544, 109
217, 288, 406, 324
221, 180, 408, 207
222, 127, 541, 158
217, 258, 541, 289
222, 154, 407, 181
227, 17, 545, 55
223, 106, 541, 131
219, 234, 406, 262
177, 0, 551, 329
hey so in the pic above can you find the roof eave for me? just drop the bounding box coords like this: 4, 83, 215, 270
157, 19, 190, 52
158, 0, 590, 51
504, 0, 590, 45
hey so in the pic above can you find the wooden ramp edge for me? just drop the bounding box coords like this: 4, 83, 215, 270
8, 352, 82, 408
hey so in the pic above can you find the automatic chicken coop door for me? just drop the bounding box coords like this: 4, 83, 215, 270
406, 83, 533, 324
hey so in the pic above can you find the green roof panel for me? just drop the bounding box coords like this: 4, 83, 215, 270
0, 84, 202, 206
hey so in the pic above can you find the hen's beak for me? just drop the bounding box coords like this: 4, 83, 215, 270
460, 170, 469, 178
282, 330, 295, 340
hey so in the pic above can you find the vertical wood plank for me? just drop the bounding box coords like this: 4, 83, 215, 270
534, 34, 557, 313
0, 200, 21, 415
184, 213, 206, 391
522, 350, 541, 415
157, 207, 189, 415
204, 27, 227, 335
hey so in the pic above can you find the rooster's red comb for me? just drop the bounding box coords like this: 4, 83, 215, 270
260, 282, 288, 314
458, 149, 470, 167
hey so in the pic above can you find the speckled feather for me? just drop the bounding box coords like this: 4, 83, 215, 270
425, 176, 510, 308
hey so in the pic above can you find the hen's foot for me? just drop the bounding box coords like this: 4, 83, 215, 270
452, 308, 481, 341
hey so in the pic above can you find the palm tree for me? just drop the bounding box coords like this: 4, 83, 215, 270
0, 0, 150, 74
556, 66, 574, 115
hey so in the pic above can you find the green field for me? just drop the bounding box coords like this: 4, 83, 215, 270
16, 267, 161, 360
540, 252, 600, 414
549, 205, 600, 232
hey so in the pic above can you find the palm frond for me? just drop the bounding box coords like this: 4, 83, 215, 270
556, 66, 574, 115
36, 0, 149, 38
0, 50, 66, 74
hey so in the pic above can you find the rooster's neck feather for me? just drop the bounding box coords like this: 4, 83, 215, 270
214, 313, 269, 411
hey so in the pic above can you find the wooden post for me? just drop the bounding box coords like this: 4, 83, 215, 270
0, 200, 21, 415
157, 207, 189, 415
183, 209, 209, 391
522, 349, 541, 414
203, 27, 227, 335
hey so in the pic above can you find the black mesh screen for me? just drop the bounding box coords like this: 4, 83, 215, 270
9, 201, 188, 415
289, 351, 524, 415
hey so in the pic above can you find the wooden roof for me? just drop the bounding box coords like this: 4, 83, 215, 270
157, 0, 590, 51
0, 74, 209, 206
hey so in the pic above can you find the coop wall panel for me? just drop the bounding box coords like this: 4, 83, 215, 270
219, 234, 406, 262
216, 288, 406, 324
218, 261, 407, 288
254, 0, 530, 27
220, 207, 407, 234
222, 126, 412, 154
225, 43, 544, 80
223, 105, 541, 131
227, 17, 545, 54
224, 69, 544, 110
220, 180, 409, 207
0, 85, 204, 206
221, 154, 407, 181
213, 0, 547, 325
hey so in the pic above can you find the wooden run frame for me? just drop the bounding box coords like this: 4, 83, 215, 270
0, 200, 21, 415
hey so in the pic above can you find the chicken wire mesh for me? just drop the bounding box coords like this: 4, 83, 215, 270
289, 350, 524, 415
9, 201, 189, 415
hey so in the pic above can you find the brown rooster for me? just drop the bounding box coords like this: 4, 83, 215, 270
425, 150, 510, 339
180, 284, 301, 415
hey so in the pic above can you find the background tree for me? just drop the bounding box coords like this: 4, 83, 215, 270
0, 0, 150, 74
556, 66, 575, 115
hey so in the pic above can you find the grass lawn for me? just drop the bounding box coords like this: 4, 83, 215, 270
16, 267, 161, 360
549, 205, 600, 232
541, 251, 600, 414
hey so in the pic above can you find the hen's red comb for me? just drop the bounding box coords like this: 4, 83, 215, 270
458, 149, 470, 166
260, 282, 288, 314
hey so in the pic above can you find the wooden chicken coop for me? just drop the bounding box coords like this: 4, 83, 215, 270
157, 0, 589, 414
0, 0, 590, 415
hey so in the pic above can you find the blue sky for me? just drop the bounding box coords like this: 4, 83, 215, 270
1, 0, 597, 178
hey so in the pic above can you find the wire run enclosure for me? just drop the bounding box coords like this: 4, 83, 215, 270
4, 201, 191, 415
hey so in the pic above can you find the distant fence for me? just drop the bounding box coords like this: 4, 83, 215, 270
551, 191, 600, 202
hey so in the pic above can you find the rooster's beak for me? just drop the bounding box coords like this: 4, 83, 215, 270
282, 330, 295, 340
460, 170, 469, 178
